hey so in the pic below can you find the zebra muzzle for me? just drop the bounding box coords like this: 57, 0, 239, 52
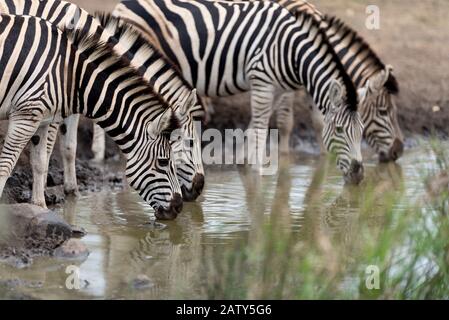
181, 173, 205, 202
155, 193, 183, 220
344, 160, 364, 185
380, 138, 404, 162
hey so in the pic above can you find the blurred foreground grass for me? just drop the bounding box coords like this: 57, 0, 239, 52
199, 141, 449, 300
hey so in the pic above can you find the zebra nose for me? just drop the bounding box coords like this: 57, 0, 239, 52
193, 173, 205, 194
155, 193, 183, 220
171, 193, 183, 213
350, 160, 363, 175
389, 138, 404, 161
344, 160, 364, 185
181, 174, 205, 202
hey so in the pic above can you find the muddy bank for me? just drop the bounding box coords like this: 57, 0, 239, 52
0, 204, 75, 268
0, 118, 126, 206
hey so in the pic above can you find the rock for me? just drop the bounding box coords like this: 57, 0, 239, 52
70, 225, 87, 238
131, 274, 154, 290
1, 169, 32, 204
44, 186, 65, 206
0, 252, 32, 269
0, 204, 72, 251
54, 239, 89, 260
143, 221, 167, 230
0, 278, 43, 289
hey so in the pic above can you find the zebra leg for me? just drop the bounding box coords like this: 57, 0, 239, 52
0, 115, 42, 198
275, 92, 295, 155
30, 124, 50, 208
310, 104, 326, 154
247, 84, 275, 170
91, 124, 105, 163
60, 115, 79, 195
43, 122, 60, 187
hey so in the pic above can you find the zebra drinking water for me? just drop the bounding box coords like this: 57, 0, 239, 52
273, 0, 404, 162
0, 0, 206, 202
0, 14, 188, 220
113, 0, 365, 183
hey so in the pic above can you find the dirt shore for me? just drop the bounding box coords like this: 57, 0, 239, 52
1, 0, 448, 204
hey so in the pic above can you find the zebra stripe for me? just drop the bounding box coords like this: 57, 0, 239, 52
96, 13, 205, 200
274, 0, 404, 161
0, 14, 183, 219
0, 0, 206, 201
114, 0, 365, 182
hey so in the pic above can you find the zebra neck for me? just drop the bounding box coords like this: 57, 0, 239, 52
109, 29, 191, 107
323, 18, 385, 88
291, 48, 333, 115
66, 50, 163, 152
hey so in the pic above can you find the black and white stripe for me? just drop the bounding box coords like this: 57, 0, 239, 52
274, 0, 404, 161
0, 0, 206, 201
0, 14, 183, 219
114, 0, 365, 182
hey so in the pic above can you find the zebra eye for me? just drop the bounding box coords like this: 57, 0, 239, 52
336, 126, 344, 134
379, 110, 389, 116
158, 158, 170, 167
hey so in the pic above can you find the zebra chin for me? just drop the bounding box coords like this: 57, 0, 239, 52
154, 193, 183, 220
181, 173, 205, 202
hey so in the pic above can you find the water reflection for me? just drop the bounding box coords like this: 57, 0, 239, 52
0, 149, 424, 299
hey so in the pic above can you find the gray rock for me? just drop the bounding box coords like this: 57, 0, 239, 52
131, 274, 154, 290
54, 239, 89, 261
143, 221, 167, 230
70, 225, 87, 238
0, 204, 72, 251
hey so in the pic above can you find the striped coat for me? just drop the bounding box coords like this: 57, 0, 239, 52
0, 14, 185, 219
114, 0, 365, 183
0, 0, 206, 203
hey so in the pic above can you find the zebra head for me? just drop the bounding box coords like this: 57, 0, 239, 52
170, 89, 205, 202
125, 107, 183, 220
359, 66, 404, 162
323, 79, 365, 185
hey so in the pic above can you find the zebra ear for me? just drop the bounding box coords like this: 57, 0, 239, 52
357, 86, 368, 102
147, 108, 181, 138
178, 89, 198, 116
329, 79, 344, 111
369, 68, 391, 92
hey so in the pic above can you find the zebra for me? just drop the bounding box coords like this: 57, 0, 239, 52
271, 0, 404, 162
0, 0, 206, 202
0, 13, 191, 220
95, 13, 206, 200
113, 0, 365, 183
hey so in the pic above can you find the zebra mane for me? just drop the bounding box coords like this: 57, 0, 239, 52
62, 26, 181, 132
94, 12, 194, 90
94, 11, 207, 121
325, 15, 399, 95
294, 10, 359, 112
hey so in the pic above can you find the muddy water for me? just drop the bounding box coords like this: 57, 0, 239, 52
0, 145, 436, 299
